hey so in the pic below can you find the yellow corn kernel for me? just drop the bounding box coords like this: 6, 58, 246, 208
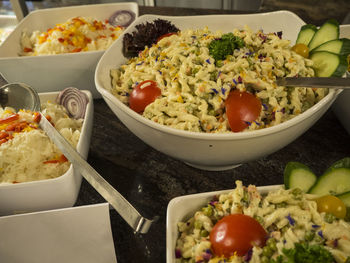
177, 96, 183, 103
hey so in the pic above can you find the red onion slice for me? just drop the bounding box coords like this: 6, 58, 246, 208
56, 87, 89, 119
108, 10, 135, 27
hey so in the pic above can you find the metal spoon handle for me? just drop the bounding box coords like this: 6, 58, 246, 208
276, 77, 350, 88
39, 115, 155, 233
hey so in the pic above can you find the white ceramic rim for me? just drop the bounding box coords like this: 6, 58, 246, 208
95, 11, 341, 141
0, 90, 92, 189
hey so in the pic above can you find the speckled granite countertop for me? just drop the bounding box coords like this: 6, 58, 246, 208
2, 3, 349, 262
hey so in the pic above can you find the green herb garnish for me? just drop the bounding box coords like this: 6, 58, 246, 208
282, 243, 334, 263
208, 33, 244, 63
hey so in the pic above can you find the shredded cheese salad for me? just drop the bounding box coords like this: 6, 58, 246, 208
175, 181, 350, 263
0, 102, 82, 184
111, 25, 328, 133
20, 16, 124, 55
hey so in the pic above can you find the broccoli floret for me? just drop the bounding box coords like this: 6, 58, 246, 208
208, 33, 245, 63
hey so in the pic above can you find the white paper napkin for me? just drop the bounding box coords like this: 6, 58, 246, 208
0, 203, 117, 263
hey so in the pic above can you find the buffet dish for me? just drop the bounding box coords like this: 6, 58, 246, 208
95, 11, 341, 171
0, 2, 138, 98
0, 90, 93, 215
167, 158, 350, 263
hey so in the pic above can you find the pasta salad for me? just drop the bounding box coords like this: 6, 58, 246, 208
175, 180, 350, 263
110, 25, 328, 133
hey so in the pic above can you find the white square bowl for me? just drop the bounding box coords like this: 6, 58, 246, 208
166, 184, 282, 263
0, 2, 138, 98
332, 24, 350, 134
0, 90, 94, 215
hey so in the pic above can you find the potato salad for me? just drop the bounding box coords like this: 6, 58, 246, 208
175, 181, 350, 263
111, 26, 328, 133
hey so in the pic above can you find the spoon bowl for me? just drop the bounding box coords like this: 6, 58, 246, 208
0, 83, 40, 112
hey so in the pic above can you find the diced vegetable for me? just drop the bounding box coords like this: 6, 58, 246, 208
308, 19, 339, 51
296, 24, 317, 46
309, 167, 350, 195
310, 38, 350, 56
309, 51, 348, 77
284, 162, 317, 192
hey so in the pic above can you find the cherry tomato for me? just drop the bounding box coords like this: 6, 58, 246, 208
225, 90, 262, 132
291, 43, 309, 58
209, 214, 267, 257
157, 32, 177, 42
129, 80, 161, 113
316, 195, 346, 219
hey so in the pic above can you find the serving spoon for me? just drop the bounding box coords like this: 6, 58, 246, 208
0, 77, 157, 234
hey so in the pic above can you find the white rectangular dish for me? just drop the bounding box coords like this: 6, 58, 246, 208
166, 184, 281, 263
0, 2, 138, 98
0, 90, 93, 215
332, 24, 350, 134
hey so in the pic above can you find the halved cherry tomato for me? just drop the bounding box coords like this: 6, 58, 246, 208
291, 43, 309, 58
210, 214, 267, 257
316, 195, 346, 219
157, 32, 177, 42
129, 80, 161, 113
225, 90, 262, 132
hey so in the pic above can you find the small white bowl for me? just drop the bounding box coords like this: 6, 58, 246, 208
0, 90, 93, 215
0, 3, 138, 98
95, 11, 340, 171
166, 184, 282, 263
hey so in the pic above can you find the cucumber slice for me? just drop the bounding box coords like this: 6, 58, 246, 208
337, 191, 350, 207
310, 38, 350, 56
284, 162, 317, 192
310, 51, 348, 77
308, 19, 339, 51
309, 168, 350, 195
326, 157, 350, 171
296, 24, 318, 46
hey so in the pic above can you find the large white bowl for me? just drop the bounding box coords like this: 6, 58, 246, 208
0, 3, 138, 98
166, 184, 281, 263
95, 11, 340, 171
0, 90, 94, 215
